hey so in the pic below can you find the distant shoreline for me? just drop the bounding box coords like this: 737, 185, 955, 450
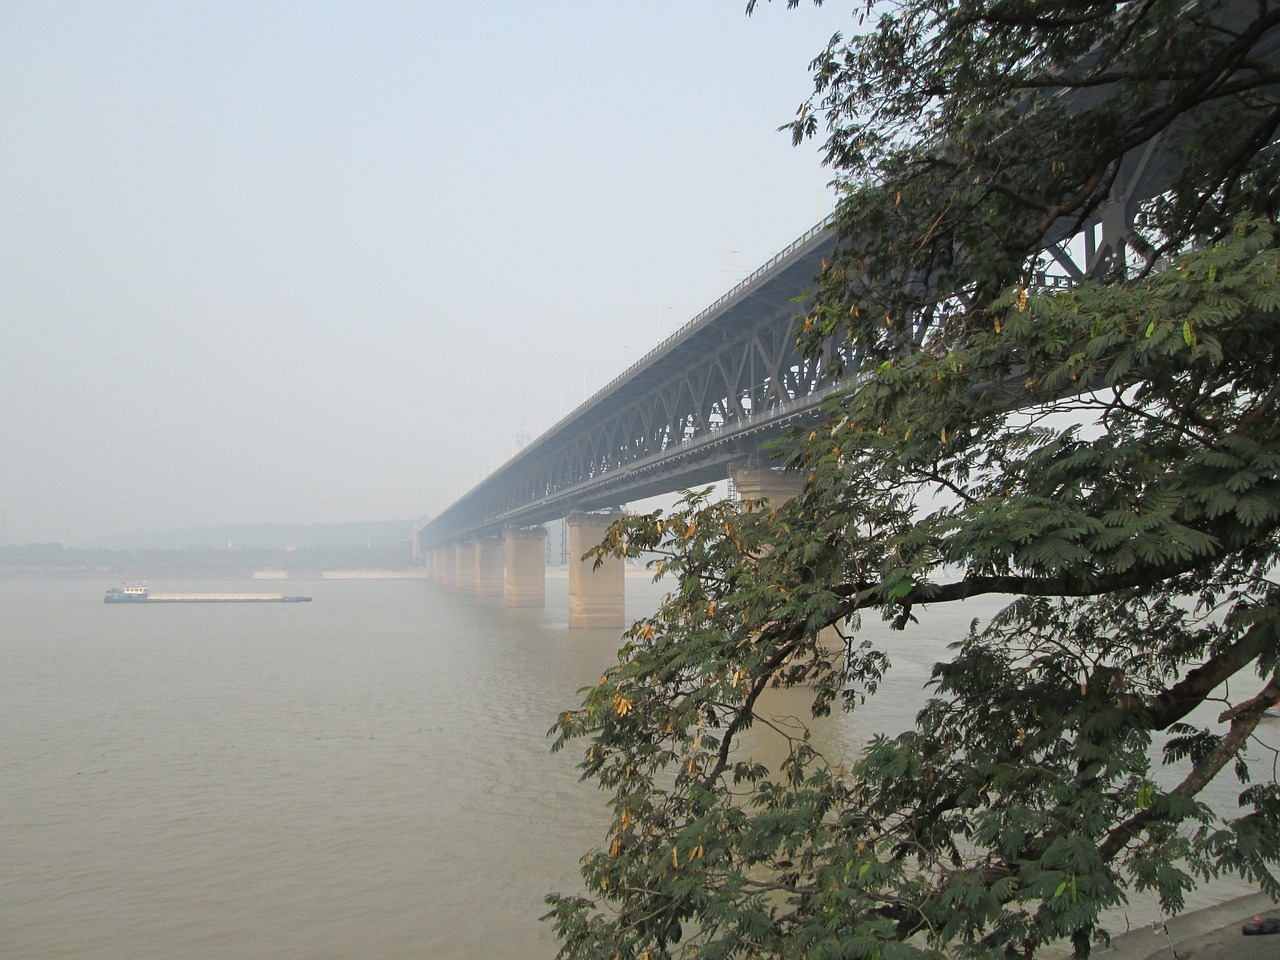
0, 569, 428, 582
253, 570, 427, 580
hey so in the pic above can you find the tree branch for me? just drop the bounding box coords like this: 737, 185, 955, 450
1098, 674, 1280, 861
1146, 619, 1276, 731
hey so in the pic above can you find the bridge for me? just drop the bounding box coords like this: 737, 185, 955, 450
416, 206, 1127, 625
421, 0, 1279, 627
419, 144, 1198, 625
418, 219, 855, 625
423, 219, 839, 545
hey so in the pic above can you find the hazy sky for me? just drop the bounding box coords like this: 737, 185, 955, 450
1, 1, 847, 545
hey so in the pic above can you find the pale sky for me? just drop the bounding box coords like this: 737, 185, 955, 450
0, 1, 846, 546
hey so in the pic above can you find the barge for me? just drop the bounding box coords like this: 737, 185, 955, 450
105, 585, 311, 604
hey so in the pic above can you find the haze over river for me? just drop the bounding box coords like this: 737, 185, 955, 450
1, 577, 1263, 959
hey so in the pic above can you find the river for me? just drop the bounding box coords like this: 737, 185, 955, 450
0, 578, 1263, 958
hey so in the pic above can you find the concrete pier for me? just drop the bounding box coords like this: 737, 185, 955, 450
473, 537, 504, 598
731, 465, 806, 509
567, 511, 625, 629
733, 465, 841, 653
504, 526, 548, 608
453, 542, 476, 592
432, 546, 457, 588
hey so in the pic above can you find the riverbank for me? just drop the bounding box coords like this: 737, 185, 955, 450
1084, 893, 1279, 960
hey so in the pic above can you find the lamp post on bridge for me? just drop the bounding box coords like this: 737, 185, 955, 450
719, 248, 742, 296
657, 305, 673, 341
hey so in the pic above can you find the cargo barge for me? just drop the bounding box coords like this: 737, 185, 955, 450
105, 585, 311, 604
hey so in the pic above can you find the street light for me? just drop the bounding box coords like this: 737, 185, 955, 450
719, 249, 742, 295
657, 305, 674, 340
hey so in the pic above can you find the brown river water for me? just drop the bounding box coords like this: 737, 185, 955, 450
0, 578, 1265, 958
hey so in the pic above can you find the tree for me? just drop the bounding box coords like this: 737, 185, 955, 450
546, 1, 1280, 957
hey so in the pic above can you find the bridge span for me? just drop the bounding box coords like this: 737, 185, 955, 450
420, 0, 1279, 626
417, 158, 1236, 625
418, 162, 1191, 629
424, 219, 840, 546
419, 220, 843, 625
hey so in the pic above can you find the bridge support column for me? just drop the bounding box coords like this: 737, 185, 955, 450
567, 511, 625, 629
731, 466, 806, 509
454, 542, 476, 592
433, 546, 457, 587
733, 466, 843, 654
473, 537, 505, 597
504, 526, 547, 608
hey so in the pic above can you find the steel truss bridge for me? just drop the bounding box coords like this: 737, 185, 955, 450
421, 219, 1106, 547
422, 221, 843, 546
421, 1, 1278, 549
421, 136, 1195, 549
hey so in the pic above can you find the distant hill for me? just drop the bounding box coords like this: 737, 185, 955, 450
78, 520, 420, 552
